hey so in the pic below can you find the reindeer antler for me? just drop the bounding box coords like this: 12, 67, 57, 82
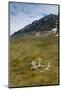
31, 58, 51, 72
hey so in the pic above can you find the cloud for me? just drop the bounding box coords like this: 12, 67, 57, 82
10, 11, 16, 16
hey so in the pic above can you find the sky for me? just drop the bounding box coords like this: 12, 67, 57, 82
9, 2, 58, 35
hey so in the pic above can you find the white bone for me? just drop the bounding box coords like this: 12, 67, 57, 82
31, 58, 51, 72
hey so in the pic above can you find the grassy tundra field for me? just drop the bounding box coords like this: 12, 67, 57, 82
9, 33, 59, 87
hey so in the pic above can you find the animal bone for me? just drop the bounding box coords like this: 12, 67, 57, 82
31, 58, 51, 72
45, 62, 51, 70
31, 60, 37, 69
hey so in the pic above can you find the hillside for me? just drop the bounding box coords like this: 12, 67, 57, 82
9, 14, 59, 87
11, 14, 58, 37
9, 33, 59, 87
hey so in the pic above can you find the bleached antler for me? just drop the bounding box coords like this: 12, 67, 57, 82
31, 58, 51, 72
45, 62, 51, 70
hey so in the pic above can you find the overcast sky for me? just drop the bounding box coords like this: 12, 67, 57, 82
9, 2, 58, 35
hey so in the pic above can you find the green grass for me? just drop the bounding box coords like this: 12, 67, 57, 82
9, 33, 59, 87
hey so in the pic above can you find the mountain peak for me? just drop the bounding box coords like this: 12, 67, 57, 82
11, 14, 58, 37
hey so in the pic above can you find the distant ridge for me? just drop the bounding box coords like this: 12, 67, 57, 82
11, 14, 58, 37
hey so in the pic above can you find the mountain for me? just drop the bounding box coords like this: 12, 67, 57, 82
11, 14, 58, 37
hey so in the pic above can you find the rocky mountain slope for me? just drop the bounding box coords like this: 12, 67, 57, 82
11, 14, 58, 37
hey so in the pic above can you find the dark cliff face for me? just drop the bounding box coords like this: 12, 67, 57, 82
11, 14, 58, 37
